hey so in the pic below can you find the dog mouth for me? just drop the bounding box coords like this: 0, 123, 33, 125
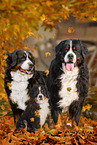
19, 67, 34, 74
65, 62, 75, 71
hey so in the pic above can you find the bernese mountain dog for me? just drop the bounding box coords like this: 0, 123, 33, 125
4, 50, 48, 126
47, 39, 89, 128
16, 84, 50, 133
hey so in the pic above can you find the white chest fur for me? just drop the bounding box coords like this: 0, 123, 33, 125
9, 70, 33, 110
58, 64, 79, 112
38, 99, 49, 126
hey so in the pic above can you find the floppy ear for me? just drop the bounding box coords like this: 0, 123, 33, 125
81, 45, 88, 58
6, 50, 18, 68
55, 40, 66, 53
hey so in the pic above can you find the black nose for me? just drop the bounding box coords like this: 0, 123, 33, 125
68, 53, 73, 58
68, 53, 74, 61
39, 95, 43, 100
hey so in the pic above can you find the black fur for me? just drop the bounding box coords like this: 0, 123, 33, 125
4, 50, 48, 128
47, 39, 89, 126
16, 84, 50, 133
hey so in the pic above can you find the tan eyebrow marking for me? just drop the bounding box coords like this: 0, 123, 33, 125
23, 54, 26, 57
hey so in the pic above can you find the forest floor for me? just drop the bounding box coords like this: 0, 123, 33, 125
0, 114, 97, 145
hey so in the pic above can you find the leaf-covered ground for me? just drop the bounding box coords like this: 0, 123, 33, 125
0, 115, 97, 145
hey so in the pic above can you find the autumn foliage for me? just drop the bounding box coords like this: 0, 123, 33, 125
0, 0, 97, 144
0, 0, 97, 76
0, 115, 97, 144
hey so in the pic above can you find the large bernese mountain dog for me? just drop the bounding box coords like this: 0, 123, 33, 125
47, 39, 89, 128
16, 84, 50, 133
4, 50, 49, 131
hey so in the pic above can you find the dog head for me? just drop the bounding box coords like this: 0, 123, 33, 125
55, 39, 88, 71
6, 50, 35, 74
30, 84, 48, 103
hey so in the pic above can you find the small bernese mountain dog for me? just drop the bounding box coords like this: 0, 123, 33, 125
16, 84, 50, 133
47, 39, 89, 128
4, 50, 48, 125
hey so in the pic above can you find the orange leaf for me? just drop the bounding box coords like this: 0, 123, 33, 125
30, 118, 34, 122
45, 52, 51, 57
45, 70, 49, 76
68, 27, 75, 33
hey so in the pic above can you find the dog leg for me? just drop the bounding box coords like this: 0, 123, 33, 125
72, 117, 78, 130
55, 113, 61, 129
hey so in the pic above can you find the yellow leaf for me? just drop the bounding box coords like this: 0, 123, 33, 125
3, 54, 8, 60
92, 17, 97, 21
86, 104, 92, 111
45, 52, 51, 57
7, 83, 12, 87
82, 104, 92, 112
40, 14, 46, 21
79, 128, 83, 131
30, 117, 34, 122
67, 87, 72, 92
82, 106, 86, 112
68, 27, 75, 33
45, 70, 49, 76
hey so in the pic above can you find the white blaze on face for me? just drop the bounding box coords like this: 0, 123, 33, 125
21, 51, 33, 70
37, 86, 44, 102
64, 40, 77, 71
